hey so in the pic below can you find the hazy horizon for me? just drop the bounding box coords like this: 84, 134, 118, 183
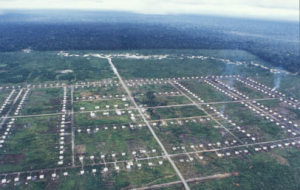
0, 0, 299, 21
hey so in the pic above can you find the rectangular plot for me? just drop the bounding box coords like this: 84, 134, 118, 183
252, 75, 300, 100
135, 94, 191, 107
112, 57, 226, 79
0, 89, 12, 104
257, 99, 300, 124
20, 88, 63, 115
220, 78, 266, 99
74, 110, 141, 127
105, 160, 180, 189
74, 111, 154, 164
147, 106, 205, 120
0, 116, 64, 173
0, 89, 16, 116
181, 81, 231, 103
7, 161, 180, 190
74, 127, 162, 163
129, 83, 177, 95
173, 151, 241, 179
74, 99, 132, 112
178, 148, 300, 189
74, 85, 126, 101
213, 103, 288, 141
152, 120, 234, 152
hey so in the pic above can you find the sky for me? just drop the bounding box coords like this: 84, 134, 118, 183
0, 0, 299, 21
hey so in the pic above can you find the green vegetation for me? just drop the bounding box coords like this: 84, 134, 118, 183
148, 106, 205, 120
252, 74, 300, 99
74, 111, 139, 126
74, 85, 125, 99
182, 81, 231, 102
136, 91, 190, 106
0, 50, 298, 189
153, 121, 223, 151
21, 88, 63, 115
188, 148, 300, 190
0, 89, 11, 104
75, 127, 161, 159
2, 162, 180, 190
112, 50, 274, 79
226, 79, 266, 99
74, 99, 131, 112
113, 57, 226, 79
131, 84, 176, 95
0, 51, 113, 84
257, 99, 300, 121
111, 160, 179, 189
0, 116, 60, 173
214, 103, 286, 141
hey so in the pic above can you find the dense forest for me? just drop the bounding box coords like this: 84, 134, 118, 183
0, 11, 299, 73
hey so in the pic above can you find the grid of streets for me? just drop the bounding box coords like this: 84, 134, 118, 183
0, 58, 299, 189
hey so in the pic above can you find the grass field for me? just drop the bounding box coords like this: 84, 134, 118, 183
152, 120, 231, 152
213, 103, 288, 141
0, 116, 62, 173
0, 51, 113, 84
147, 106, 206, 120
20, 88, 63, 115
